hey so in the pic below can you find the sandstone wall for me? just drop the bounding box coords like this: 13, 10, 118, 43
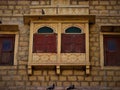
0, 0, 120, 90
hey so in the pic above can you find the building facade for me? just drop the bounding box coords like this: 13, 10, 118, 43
0, 0, 120, 90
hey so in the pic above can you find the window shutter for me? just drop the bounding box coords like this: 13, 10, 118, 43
104, 35, 120, 66
61, 34, 85, 53
33, 34, 57, 53
0, 34, 15, 65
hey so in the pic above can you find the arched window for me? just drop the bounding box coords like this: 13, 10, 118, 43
38, 26, 54, 33
65, 26, 82, 33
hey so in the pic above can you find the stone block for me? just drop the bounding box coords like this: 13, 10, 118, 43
43, 70, 48, 75
108, 82, 116, 87
17, 1, 30, 5
115, 71, 120, 76
63, 82, 71, 86
8, 70, 17, 75
91, 70, 99, 76
56, 82, 62, 86
18, 65, 26, 69
12, 76, 22, 80
31, 1, 39, 5
104, 76, 112, 81
6, 81, 15, 86
78, 1, 89, 5
19, 42, 29, 47
0, 70, 7, 75
4, 10, 12, 14
77, 76, 84, 81
110, 1, 117, 5
0, 10, 3, 15
0, 81, 5, 86
41, 82, 48, 86
62, 70, 73, 75
101, 19, 109, 23
2, 76, 11, 80
113, 6, 120, 10
0, 1, 7, 5
68, 76, 77, 81
110, 10, 118, 15
38, 76, 45, 81
59, 76, 67, 81
109, 19, 117, 23
116, 82, 120, 87
48, 70, 56, 75
95, 6, 106, 10
100, 1, 110, 5
29, 76, 37, 81
50, 76, 58, 81
33, 70, 42, 75
93, 76, 102, 81
81, 82, 89, 86
15, 6, 23, 9
107, 71, 114, 76
13, 10, 20, 14
106, 6, 113, 10
0, 6, 7, 9
91, 1, 99, 5
32, 82, 40, 86
18, 60, 27, 65
19, 51, 27, 56
85, 77, 92, 81
8, 1, 17, 5
94, 52, 99, 57
90, 10, 99, 14
113, 76, 120, 81
90, 82, 99, 86
18, 70, 27, 75
74, 70, 85, 75
99, 71, 105, 76
15, 81, 25, 86
22, 76, 28, 80
45, 76, 50, 81
99, 10, 109, 15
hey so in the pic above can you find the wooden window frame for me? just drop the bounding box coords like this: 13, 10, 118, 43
0, 31, 19, 65
100, 32, 120, 69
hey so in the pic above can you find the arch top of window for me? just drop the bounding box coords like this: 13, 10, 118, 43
65, 27, 82, 33
37, 26, 54, 34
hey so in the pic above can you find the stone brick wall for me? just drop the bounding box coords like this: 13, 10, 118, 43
0, 0, 120, 90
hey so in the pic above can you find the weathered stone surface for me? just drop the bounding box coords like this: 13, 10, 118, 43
0, 0, 120, 89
